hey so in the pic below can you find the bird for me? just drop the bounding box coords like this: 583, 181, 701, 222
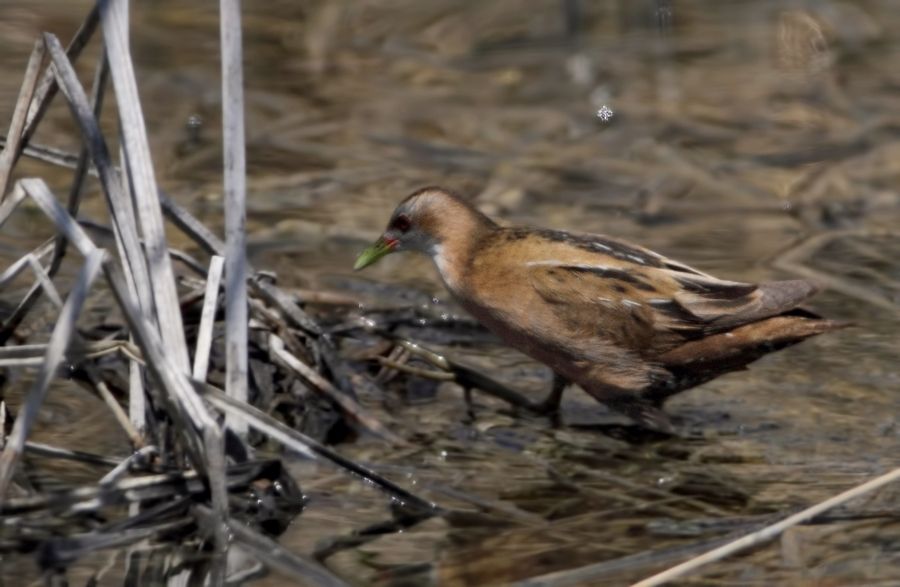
354, 187, 843, 432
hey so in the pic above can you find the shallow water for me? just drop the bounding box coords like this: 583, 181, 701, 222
1, 1, 899, 585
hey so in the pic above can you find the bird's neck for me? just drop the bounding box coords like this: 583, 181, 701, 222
427, 210, 496, 294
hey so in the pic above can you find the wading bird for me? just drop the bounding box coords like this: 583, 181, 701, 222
355, 187, 842, 432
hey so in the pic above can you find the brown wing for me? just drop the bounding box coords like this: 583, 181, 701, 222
513, 228, 775, 343
527, 263, 659, 351
526, 254, 820, 345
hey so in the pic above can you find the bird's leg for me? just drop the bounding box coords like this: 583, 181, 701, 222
462, 386, 477, 422
535, 373, 569, 414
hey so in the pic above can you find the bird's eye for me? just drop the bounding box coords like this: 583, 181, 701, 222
392, 214, 411, 232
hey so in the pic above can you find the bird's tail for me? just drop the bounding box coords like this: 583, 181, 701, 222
647, 314, 849, 403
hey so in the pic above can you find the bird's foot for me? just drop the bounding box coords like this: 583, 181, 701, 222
615, 399, 675, 435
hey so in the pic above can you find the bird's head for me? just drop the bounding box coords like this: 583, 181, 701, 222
353, 187, 494, 270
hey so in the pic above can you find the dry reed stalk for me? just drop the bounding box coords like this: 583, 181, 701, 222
100, 0, 191, 371
0, 4, 443, 580
220, 0, 250, 435
47, 24, 235, 534
0, 242, 55, 293
0, 184, 27, 229
19, 177, 217, 475
0, 40, 105, 344
630, 466, 900, 587
21, 7, 99, 150
43, 32, 156, 326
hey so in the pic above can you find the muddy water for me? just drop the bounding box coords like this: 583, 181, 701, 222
1, 1, 899, 585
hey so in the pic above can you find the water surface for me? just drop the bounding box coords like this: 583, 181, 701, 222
0, 1, 898, 585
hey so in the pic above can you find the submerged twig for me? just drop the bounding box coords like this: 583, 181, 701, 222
24, 442, 121, 468
383, 333, 547, 412
197, 382, 437, 514
376, 356, 455, 380
82, 366, 143, 449
195, 506, 350, 587
269, 334, 405, 444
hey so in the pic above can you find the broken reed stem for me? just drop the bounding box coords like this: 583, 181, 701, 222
203, 426, 230, 557
631, 466, 900, 587
0, 340, 142, 365
99, 446, 157, 486
0, 249, 106, 502
193, 255, 226, 382
1, 134, 326, 338
0, 55, 106, 346
220, 0, 250, 435
0, 39, 46, 201
0, 40, 90, 343
116, 140, 148, 435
